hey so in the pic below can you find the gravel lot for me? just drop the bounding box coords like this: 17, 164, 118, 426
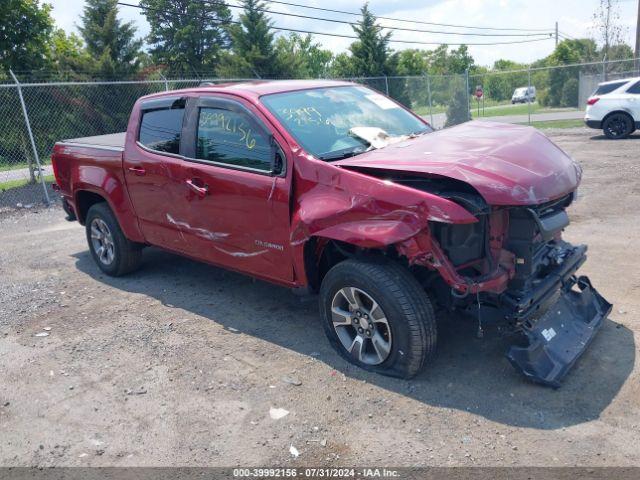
1, 128, 639, 467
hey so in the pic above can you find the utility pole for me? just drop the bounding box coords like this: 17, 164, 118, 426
555, 21, 559, 46
635, 0, 640, 72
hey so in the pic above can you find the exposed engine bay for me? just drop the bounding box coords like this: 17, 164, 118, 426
358, 172, 612, 387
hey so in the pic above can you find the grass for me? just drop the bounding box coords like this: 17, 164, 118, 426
413, 105, 447, 116
470, 102, 582, 118
520, 119, 586, 129
414, 101, 581, 119
472, 102, 542, 118
0, 175, 55, 191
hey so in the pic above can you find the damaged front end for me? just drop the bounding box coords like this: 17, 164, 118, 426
498, 197, 612, 386
398, 191, 612, 387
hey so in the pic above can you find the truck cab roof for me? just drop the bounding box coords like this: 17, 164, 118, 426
141, 79, 354, 102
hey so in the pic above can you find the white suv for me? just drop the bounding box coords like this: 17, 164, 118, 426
585, 76, 640, 139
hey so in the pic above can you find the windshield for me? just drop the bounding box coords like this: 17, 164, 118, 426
260, 86, 432, 160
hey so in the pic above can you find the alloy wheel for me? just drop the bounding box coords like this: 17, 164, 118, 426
90, 218, 115, 265
330, 287, 392, 365
606, 115, 629, 138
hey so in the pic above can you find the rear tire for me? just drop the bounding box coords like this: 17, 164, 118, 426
602, 112, 634, 139
319, 257, 437, 379
85, 203, 142, 276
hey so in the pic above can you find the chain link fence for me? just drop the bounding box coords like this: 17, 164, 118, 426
469, 58, 640, 124
1, 58, 638, 209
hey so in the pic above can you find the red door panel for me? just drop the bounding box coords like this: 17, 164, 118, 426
179, 163, 293, 282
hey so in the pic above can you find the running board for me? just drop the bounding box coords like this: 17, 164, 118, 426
506, 276, 612, 388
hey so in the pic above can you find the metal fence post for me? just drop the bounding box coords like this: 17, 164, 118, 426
9, 70, 50, 206
426, 74, 434, 126
160, 73, 169, 91
527, 66, 532, 125
465, 69, 471, 122
384, 76, 389, 96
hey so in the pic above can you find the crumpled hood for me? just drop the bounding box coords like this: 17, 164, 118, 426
334, 121, 582, 206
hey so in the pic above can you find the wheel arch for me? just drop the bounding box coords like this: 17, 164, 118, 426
302, 236, 403, 293
74, 188, 145, 243
602, 109, 635, 124
75, 190, 108, 225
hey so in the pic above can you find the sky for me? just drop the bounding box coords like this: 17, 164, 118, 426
48, 0, 639, 67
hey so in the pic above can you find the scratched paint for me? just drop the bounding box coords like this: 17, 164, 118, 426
166, 214, 229, 242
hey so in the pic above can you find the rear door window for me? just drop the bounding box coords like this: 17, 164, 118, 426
627, 81, 640, 94
139, 107, 185, 154
594, 81, 627, 96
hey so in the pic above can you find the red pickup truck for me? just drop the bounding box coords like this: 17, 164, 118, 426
52, 80, 611, 386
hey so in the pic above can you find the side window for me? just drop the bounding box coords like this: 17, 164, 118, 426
196, 107, 272, 172
594, 81, 626, 95
627, 81, 640, 94
139, 107, 184, 154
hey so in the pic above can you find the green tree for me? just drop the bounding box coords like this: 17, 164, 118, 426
329, 52, 357, 77
544, 39, 599, 107
141, 0, 231, 76
217, 0, 277, 78
48, 29, 95, 79
447, 45, 475, 74
606, 43, 634, 61
483, 59, 528, 102
560, 77, 579, 107
349, 3, 391, 77
445, 87, 470, 127
394, 49, 430, 110
422, 45, 474, 75
79, 0, 142, 78
0, 0, 54, 75
395, 49, 429, 76
274, 34, 333, 78
424, 45, 449, 75
329, 4, 411, 106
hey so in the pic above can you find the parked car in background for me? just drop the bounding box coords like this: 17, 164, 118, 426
585, 77, 640, 139
51, 80, 611, 387
511, 86, 536, 104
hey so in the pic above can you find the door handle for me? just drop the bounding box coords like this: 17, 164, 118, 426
186, 178, 209, 198
127, 166, 146, 176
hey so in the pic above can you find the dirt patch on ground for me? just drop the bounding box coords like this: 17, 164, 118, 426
1, 128, 639, 467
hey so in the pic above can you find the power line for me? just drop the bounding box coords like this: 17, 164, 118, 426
559, 31, 577, 40
118, 2, 555, 46
253, 0, 555, 33
203, 0, 553, 37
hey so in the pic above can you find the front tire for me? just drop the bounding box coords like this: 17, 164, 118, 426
319, 257, 437, 379
603, 112, 634, 139
85, 202, 142, 276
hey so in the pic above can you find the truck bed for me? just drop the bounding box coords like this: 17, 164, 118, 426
60, 132, 126, 150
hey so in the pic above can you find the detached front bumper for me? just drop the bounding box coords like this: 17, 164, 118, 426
499, 244, 612, 387
507, 276, 611, 387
